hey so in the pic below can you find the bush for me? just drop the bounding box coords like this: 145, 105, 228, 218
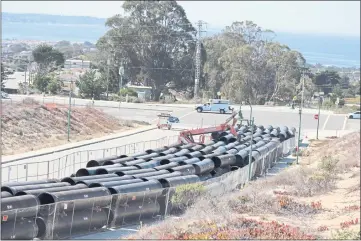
171, 183, 205, 212
322, 100, 334, 109
119, 88, 138, 97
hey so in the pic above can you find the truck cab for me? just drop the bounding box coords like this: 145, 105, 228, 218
195, 99, 233, 114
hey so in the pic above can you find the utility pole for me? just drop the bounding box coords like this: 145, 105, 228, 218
248, 103, 253, 181
316, 87, 321, 139
67, 80, 73, 142
296, 69, 305, 165
194, 20, 206, 100
106, 57, 110, 99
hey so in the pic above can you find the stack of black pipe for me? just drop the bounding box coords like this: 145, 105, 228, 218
1, 124, 295, 240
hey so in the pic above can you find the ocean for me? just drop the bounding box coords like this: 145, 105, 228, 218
2, 22, 360, 68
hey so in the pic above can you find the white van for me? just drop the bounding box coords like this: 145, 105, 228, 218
195, 99, 233, 114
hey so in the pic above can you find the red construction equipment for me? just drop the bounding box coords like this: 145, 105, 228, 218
179, 111, 238, 144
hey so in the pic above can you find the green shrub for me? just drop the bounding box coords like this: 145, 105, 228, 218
119, 88, 138, 97
322, 100, 334, 109
171, 183, 205, 211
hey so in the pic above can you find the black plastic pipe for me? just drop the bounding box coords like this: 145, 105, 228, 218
168, 164, 196, 175
199, 146, 214, 155
38, 187, 111, 216
61, 173, 118, 185
190, 144, 205, 152
132, 170, 170, 178
178, 157, 201, 165
2, 182, 71, 195
199, 152, 220, 161
173, 149, 191, 157
1, 195, 39, 220
135, 153, 160, 161
1, 191, 12, 198
145, 146, 168, 154
159, 147, 179, 155
213, 146, 228, 154
107, 180, 163, 197
211, 154, 237, 168
2, 179, 58, 187
123, 159, 147, 166
220, 134, 237, 144
75, 165, 121, 176
158, 175, 201, 188
162, 156, 188, 165
15, 184, 88, 196
192, 159, 215, 175
95, 166, 138, 175
255, 146, 269, 156
135, 160, 166, 169
153, 162, 179, 171
1, 218, 38, 240
184, 151, 203, 158
89, 179, 144, 188
86, 155, 125, 167
103, 156, 135, 166
76, 176, 135, 186
116, 168, 157, 176
226, 149, 238, 155
179, 143, 196, 149
212, 141, 225, 149
129, 151, 149, 158
140, 171, 182, 181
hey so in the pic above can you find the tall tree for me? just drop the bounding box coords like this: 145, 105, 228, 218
76, 70, 105, 99
96, 0, 197, 100
32, 44, 65, 76
313, 70, 341, 94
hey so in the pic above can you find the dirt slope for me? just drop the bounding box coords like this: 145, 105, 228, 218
1, 101, 149, 155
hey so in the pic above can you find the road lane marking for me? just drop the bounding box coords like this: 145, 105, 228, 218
342, 116, 348, 130
322, 114, 330, 130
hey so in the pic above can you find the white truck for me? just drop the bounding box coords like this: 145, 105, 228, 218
195, 99, 233, 114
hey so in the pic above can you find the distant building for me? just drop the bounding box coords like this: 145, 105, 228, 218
126, 82, 152, 100
14, 51, 33, 62
64, 59, 91, 69
3, 71, 29, 94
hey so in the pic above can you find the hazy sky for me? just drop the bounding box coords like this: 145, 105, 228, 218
3, 1, 360, 36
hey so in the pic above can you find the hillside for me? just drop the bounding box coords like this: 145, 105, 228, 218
1, 99, 149, 155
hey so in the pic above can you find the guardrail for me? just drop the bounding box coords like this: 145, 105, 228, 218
1, 138, 294, 240
2, 135, 179, 183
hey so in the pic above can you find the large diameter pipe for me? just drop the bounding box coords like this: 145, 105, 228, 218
132, 170, 170, 178
76, 176, 135, 186
162, 156, 188, 165
1, 191, 12, 198
150, 154, 176, 162
61, 173, 119, 185
211, 154, 237, 168
212, 141, 225, 149
158, 175, 201, 188
2, 182, 71, 195
103, 156, 135, 166
1, 218, 38, 240
184, 151, 203, 158
178, 157, 200, 165
140, 171, 182, 181
123, 159, 147, 166
190, 144, 205, 152
86, 155, 125, 167
129, 151, 149, 158
160, 147, 179, 156
136, 153, 160, 161
199, 146, 214, 155
112, 200, 160, 225
253, 136, 263, 143
15, 184, 88, 196
89, 179, 144, 188
168, 165, 196, 175
75, 165, 122, 176
174, 149, 191, 157
145, 146, 168, 154
213, 146, 228, 154
153, 162, 179, 171
179, 143, 196, 149
1, 195, 39, 220
2, 179, 58, 187
192, 159, 215, 175
226, 149, 238, 155
165, 142, 182, 149
135, 160, 165, 169
37, 208, 111, 240
108, 180, 163, 199
220, 134, 237, 144
255, 146, 269, 156
199, 152, 220, 160
95, 166, 138, 175
38, 187, 111, 216
116, 168, 157, 176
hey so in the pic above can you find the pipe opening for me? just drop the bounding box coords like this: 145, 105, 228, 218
95, 169, 108, 175
1, 187, 13, 195
158, 179, 170, 188
76, 169, 90, 177
107, 187, 118, 195
231, 166, 240, 171
14, 191, 27, 196
38, 193, 56, 205
198, 156, 206, 161
88, 183, 103, 188
167, 168, 175, 173
86, 160, 99, 167
103, 161, 115, 166
145, 149, 154, 154
119, 155, 128, 158
159, 159, 170, 165
35, 217, 47, 239
60, 177, 76, 185
211, 157, 221, 168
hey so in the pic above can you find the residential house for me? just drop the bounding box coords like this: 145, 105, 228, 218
64, 59, 91, 69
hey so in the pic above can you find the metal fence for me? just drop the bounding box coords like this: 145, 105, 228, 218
2, 136, 179, 183
1, 138, 295, 240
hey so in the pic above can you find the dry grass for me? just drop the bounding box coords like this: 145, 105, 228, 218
129, 132, 360, 240
1, 101, 149, 155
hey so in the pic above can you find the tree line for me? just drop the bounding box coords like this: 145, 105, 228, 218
21, 0, 360, 103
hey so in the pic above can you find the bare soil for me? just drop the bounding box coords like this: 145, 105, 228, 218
1, 100, 149, 156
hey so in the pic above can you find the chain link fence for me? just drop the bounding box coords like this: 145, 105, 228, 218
1, 138, 295, 240
2, 136, 179, 183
